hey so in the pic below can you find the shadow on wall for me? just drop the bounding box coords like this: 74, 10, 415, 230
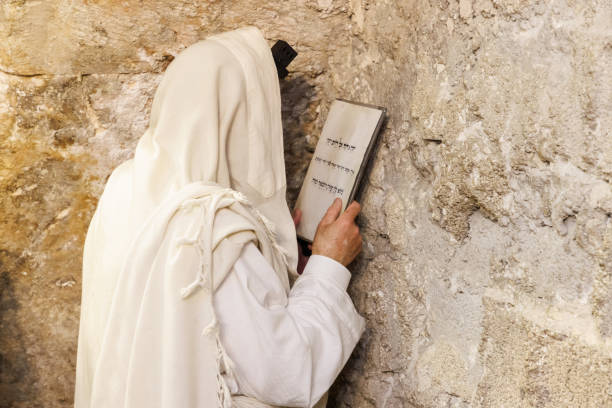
0, 267, 38, 407
279, 74, 318, 208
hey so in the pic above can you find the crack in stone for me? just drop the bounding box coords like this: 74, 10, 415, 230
0, 68, 45, 77
0, 69, 158, 78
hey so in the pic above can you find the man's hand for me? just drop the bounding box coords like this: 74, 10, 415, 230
311, 198, 363, 267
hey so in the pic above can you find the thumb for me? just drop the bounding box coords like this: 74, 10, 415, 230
320, 197, 342, 225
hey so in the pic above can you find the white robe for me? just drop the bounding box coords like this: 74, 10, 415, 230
216, 243, 365, 407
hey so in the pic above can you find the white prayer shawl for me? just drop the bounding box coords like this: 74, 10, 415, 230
75, 27, 299, 408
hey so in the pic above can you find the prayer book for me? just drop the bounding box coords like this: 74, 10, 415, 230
295, 99, 386, 243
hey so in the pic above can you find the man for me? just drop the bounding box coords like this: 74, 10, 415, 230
75, 26, 365, 408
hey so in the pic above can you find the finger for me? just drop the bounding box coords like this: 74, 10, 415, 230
342, 201, 361, 222
292, 208, 302, 226
320, 197, 342, 225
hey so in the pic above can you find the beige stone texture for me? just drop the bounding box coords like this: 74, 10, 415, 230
1, 0, 611, 407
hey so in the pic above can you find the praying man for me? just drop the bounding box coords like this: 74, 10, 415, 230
75, 26, 365, 408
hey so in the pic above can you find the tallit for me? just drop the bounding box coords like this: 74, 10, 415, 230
75, 27, 299, 407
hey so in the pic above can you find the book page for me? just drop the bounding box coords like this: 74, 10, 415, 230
295, 100, 384, 242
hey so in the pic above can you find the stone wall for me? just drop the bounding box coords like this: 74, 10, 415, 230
1, 1, 610, 407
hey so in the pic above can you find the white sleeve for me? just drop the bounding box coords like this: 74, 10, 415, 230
213, 242, 366, 408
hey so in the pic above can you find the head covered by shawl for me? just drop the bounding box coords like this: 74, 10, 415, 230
75, 27, 298, 407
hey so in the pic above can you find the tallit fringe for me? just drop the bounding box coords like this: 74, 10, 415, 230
203, 317, 236, 408
177, 194, 221, 299
176, 187, 295, 407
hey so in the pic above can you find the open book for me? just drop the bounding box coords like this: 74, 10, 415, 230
295, 99, 386, 242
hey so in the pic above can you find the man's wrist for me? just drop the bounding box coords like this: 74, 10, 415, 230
301, 254, 351, 291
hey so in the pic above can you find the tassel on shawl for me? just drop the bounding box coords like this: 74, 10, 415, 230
177, 193, 224, 299
202, 314, 236, 408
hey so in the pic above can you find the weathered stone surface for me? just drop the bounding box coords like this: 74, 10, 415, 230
1, 0, 611, 407
0, 72, 157, 407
